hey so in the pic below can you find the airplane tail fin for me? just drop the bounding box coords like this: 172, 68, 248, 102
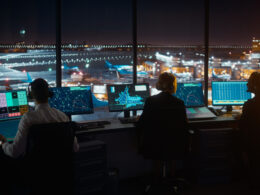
105, 61, 113, 69
27, 72, 33, 83
63, 63, 69, 70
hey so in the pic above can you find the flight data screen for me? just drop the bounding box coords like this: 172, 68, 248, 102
0, 90, 29, 120
175, 83, 205, 107
93, 85, 106, 94
212, 81, 252, 106
107, 84, 150, 112
49, 86, 93, 115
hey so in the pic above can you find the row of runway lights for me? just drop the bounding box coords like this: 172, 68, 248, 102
1, 55, 135, 68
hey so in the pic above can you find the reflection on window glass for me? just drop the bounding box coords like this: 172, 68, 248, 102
0, 0, 56, 90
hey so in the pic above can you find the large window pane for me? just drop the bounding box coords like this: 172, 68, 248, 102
137, 0, 205, 95
62, 0, 132, 119
209, 0, 260, 105
0, 0, 56, 89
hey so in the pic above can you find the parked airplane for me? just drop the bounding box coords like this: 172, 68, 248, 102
212, 70, 231, 80
173, 72, 192, 80
62, 63, 80, 75
155, 52, 174, 63
105, 61, 148, 78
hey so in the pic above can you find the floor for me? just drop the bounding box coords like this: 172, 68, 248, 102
119, 177, 260, 195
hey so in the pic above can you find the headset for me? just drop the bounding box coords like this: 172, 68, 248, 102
27, 78, 54, 100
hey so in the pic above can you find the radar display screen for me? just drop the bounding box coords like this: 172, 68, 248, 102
212, 81, 251, 106
49, 86, 93, 115
175, 83, 205, 107
0, 90, 29, 120
107, 84, 150, 112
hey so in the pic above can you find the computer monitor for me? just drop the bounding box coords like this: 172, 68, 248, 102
49, 86, 94, 116
93, 85, 106, 94
212, 81, 252, 107
0, 90, 29, 120
107, 83, 150, 116
175, 82, 205, 107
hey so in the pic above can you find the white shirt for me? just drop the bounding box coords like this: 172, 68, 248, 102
2, 103, 79, 158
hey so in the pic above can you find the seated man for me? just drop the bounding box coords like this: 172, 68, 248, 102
136, 72, 189, 178
239, 71, 260, 188
0, 78, 79, 158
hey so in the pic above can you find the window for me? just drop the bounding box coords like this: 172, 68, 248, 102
137, 0, 205, 95
209, 0, 260, 104
0, 0, 56, 89
62, 0, 133, 119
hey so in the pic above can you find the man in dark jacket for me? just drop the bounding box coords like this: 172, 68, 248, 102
239, 71, 260, 188
137, 72, 189, 177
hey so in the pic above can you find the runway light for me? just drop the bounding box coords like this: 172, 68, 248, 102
48, 68, 52, 71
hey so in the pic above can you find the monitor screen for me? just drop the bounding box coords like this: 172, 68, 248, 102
0, 90, 29, 120
93, 85, 106, 94
212, 81, 252, 106
107, 83, 150, 112
49, 86, 94, 115
175, 82, 205, 107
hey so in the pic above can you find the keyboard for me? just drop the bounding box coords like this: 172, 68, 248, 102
76, 120, 111, 131
118, 117, 139, 124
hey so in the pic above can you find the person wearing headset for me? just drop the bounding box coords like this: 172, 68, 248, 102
136, 72, 188, 178
239, 71, 260, 188
0, 78, 79, 159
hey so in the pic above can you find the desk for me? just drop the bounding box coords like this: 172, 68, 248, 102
75, 114, 238, 135
75, 115, 239, 180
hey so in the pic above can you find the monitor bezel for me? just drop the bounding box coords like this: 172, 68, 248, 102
0, 89, 29, 121
106, 83, 150, 112
211, 81, 251, 106
49, 86, 94, 115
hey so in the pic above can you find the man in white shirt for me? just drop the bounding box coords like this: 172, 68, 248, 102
0, 78, 79, 158
0, 78, 80, 194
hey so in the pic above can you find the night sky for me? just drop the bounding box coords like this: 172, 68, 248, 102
0, 0, 260, 45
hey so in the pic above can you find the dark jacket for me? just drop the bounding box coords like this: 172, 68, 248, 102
136, 92, 189, 160
239, 97, 260, 154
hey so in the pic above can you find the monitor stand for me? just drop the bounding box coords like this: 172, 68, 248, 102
67, 114, 72, 121
124, 111, 130, 118
226, 106, 233, 113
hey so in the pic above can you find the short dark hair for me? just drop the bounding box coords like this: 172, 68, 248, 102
30, 78, 52, 103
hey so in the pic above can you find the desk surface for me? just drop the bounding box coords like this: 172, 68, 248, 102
75, 114, 238, 135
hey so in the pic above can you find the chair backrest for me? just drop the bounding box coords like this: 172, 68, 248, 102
141, 106, 189, 160
25, 121, 76, 194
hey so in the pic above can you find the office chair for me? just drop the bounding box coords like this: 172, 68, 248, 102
22, 122, 76, 195
138, 106, 190, 194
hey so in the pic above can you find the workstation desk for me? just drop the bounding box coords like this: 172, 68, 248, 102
75, 115, 239, 180
76, 114, 238, 135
